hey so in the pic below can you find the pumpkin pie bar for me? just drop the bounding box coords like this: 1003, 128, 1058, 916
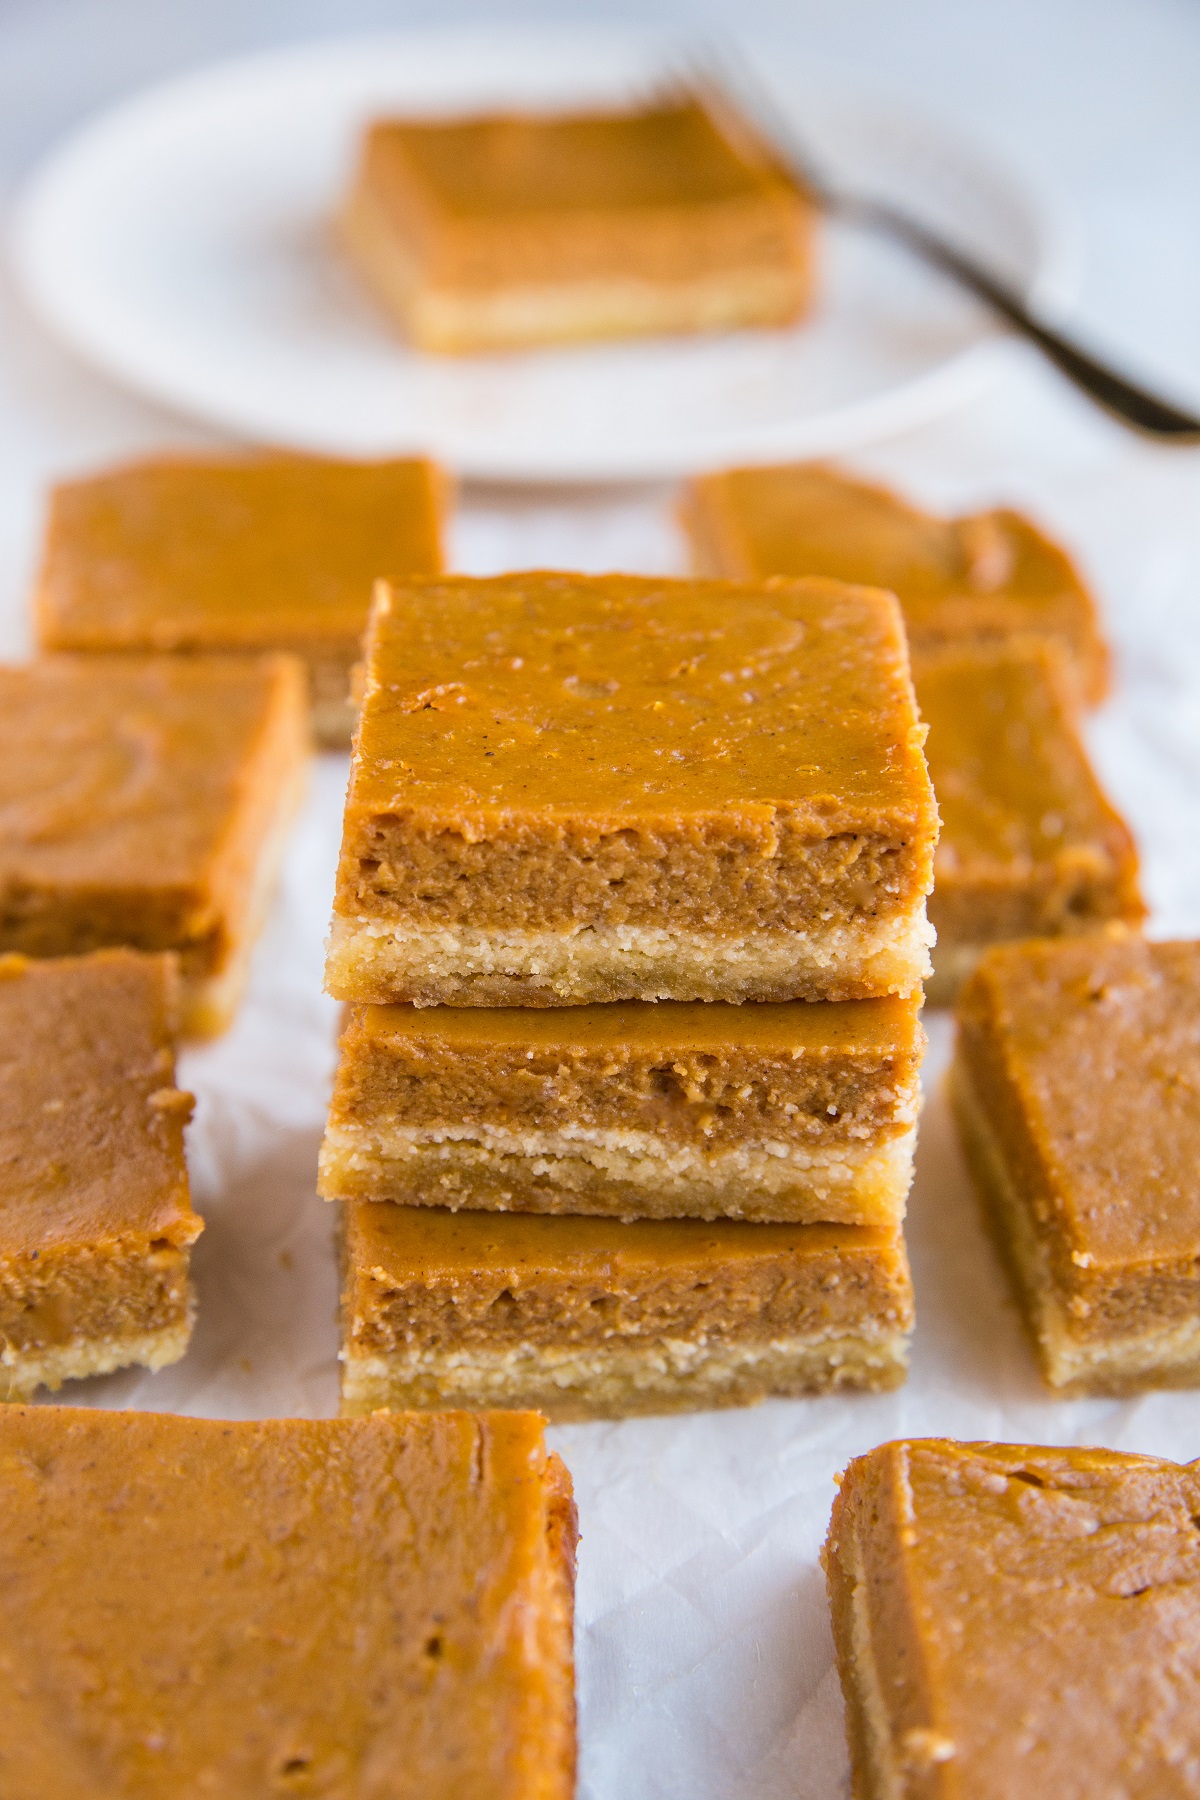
0, 950, 200, 1400
0, 1405, 576, 1799
326, 572, 938, 1007
0, 654, 308, 1035
319, 995, 924, 1226
952, 935, 1200, 1393
340, 94, 815, 353
339, 1203, 914, 1418
35, 452, 447, 745
824, 1437, 1200, 1800
682, 460, 1109, 705
916, 639, 1143, 1002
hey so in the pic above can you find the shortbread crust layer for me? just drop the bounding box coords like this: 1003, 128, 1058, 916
342, 1329, 911, 1420
953, 936, 1200, 1394
0, 1313, 194, 1404
326, 911, 935, 1007
320, 995, 923, 1224
329, 572, 937, 1005
339, 1203, 913, 1420
323, 1127, 916, 1227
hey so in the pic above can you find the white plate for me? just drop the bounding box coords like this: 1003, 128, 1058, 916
8, 28, 1079, 482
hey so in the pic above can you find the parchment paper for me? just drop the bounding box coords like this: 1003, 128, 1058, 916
15, 434, 1198, 1800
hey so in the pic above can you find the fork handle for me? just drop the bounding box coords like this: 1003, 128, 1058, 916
845, 196, 1200, 440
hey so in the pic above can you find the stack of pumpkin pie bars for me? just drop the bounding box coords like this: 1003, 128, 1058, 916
9, 447, 1143, 1420
319, 566, 939, 1418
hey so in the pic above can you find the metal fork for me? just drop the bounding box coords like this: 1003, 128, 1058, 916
678, 44, 1200, 442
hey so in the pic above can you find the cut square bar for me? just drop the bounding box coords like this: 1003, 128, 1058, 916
326, 572, 938, 1007
35, 453, 447, 745
0, 951, 201, 1400
916, 639, 1143, 1002
0, 1405, 576, 1799
0, 654, 309, 1035
681, 460, 1109, 705
340, 96, 816, 353
339, 1203, 914, 1419
824, 1437, 1200, 1800
952, 935, 1200, 1393
320, 995, 924, 1226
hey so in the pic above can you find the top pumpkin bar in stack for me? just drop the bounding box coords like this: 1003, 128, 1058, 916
681, 460, 1110, 706
325, 571, 938, 1008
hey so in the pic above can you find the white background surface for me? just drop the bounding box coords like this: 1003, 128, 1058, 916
3, 2, 1200, 1796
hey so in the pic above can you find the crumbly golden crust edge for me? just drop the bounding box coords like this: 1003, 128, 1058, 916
325, 911, 934, 1007
339, 1327, 910, 1422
